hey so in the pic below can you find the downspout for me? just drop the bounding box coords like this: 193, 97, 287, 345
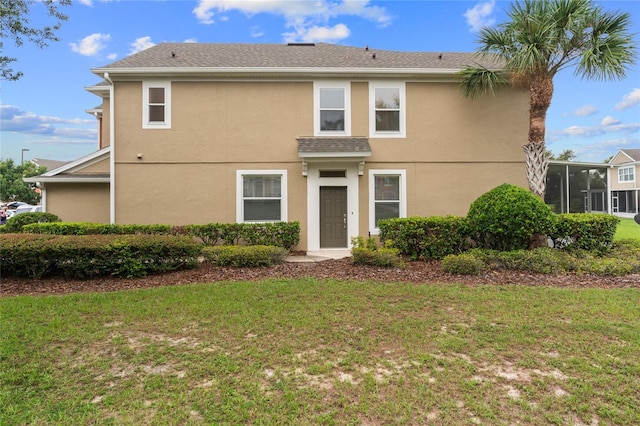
104, 72, 115, 224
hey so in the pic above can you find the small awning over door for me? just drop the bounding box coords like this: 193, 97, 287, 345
297, 137, 371, 176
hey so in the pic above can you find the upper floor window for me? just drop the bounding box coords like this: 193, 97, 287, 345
314, 81, 350, 136
142, 81, 171, 129
368, 169, 406, 234
369, 82, 406, 138
236, 170, 288, 223
619, 166, 635, 183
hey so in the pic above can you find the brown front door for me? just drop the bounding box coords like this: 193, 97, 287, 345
320, 186, 347, 248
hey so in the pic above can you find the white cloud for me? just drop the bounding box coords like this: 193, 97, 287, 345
601, 116, 621, 126
70, 33, 111, 56
571, 104, 597, 117
78, 0, 93, 6
250, 26, 264, 38
0, 105, 96, 143
615, 88, 640, 110
284, 23, 350, 44
464, 1, 496, 32
553, 122, 640, 138
130, 36, 155, 55
192, 0, 391, 42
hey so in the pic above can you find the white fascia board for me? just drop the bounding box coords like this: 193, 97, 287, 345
23, 176, 110, 183
91, 67, 478, 78
548, 160, 610, 168
299, 153, 370, 160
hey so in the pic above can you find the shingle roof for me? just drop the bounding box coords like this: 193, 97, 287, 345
95, 43, 501, 72
621, 149, 640, 162
298, 137, 371, 156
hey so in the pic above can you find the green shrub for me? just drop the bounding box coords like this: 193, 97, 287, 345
441, 253, 487, 275
0, 234, 201, 279
551, 214, 620, 255
378, 216, 468, 260
495, 248, 574, 274
202, 245, 288, 267
466, 184, 554, 251
351, 237, 404, 268
1, 212, 60, 233
22, 222, 174, 235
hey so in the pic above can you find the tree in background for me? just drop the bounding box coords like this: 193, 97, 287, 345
547, 149, 577, 161
460, 0, 636, 199
1, 0, 71, 80
0, 159, 46, 204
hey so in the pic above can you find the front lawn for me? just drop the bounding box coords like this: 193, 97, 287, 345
2, 279, 638, 425
615, 217, 640, 241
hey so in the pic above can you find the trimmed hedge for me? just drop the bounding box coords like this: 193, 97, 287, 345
351, 236, 404, 267
467, 183, 554, 251
201, 245, 288, 267
0, 212, 61, 233
0, 234, 201, 279
24, 221, 301, 250
550, 213, 620, 255
22, 222, 172, 235
378, 216, 468, 260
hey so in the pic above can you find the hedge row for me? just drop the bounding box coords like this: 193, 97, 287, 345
22, 221, 301, 249
549, 213, 620, 255
378, 216, 469, 260
377, 213, 620, 259
0, 234, 201, 279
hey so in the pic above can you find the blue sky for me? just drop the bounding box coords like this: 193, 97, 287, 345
1, 0, 639, 165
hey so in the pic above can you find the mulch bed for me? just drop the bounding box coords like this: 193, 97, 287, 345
2, 259, 638, 297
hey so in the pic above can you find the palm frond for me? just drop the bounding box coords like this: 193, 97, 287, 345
459, 67, 508, 99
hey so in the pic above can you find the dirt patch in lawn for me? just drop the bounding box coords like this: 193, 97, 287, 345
2, 258, 639, 297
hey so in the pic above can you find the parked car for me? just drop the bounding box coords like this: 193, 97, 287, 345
12, 205, 42, 216
3, 201, 28, 209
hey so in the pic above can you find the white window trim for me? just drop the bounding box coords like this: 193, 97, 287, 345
142, 80, 171, 129
236, 170, 288, 223
369, 81, 406, 138
368, 169, 407, 234
314, 81, 351, 136
619, 166, 635, 183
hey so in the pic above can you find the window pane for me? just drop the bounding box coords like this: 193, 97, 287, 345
244, 200, 281, 221
243, 176, 281, 197
149, 105, 165, 122
320, 110, 345, 131
375, 202, 399, 225
375, 176, 399, 200
320, 88, 344, 108
375, 88, 400, 109
376, 111, 399, 131
149, 87, 165, 104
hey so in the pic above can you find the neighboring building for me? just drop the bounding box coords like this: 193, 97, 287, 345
25, 42, 530, 254
30, 158, 70, 171
609, 149, 639, 217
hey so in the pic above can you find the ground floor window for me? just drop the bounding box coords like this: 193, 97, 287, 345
368, 169, 406, 233
236, 170, 287, 222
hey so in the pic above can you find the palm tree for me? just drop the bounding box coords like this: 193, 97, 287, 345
460, 0, 636, 198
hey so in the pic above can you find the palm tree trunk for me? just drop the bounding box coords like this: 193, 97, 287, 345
525, 74, 554, 199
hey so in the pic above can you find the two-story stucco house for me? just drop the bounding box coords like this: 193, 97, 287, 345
26, 43, 530, 255
609, 149, 640, 217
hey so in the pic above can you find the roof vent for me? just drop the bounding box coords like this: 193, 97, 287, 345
287, 43, 315, 47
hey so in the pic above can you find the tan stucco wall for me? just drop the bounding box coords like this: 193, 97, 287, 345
101, 98, 111, 148
109, 79, 529, 250
45, 183, 109, 223
76, 157, 110, 173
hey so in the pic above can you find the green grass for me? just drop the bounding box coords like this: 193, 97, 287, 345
615, 217, 640, 241
2, 280, 639, 425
